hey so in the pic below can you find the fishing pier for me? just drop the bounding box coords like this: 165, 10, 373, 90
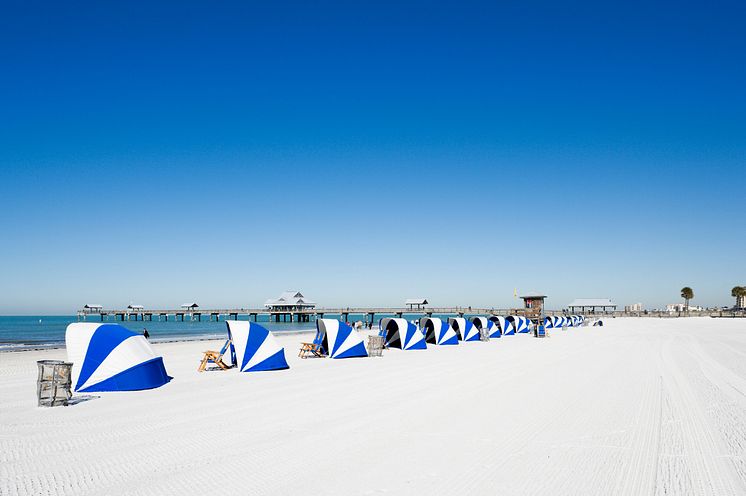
76, 306, 512, 323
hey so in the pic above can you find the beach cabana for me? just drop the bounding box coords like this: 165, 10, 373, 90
547, 316, 564, 328
498, 316, 516, 336
65, 323, 170, 393
487, 316, 506, 338
225, 320, 289, 372
448, 317, 480, 342
420, 317, 459, 345
471, 317, 494, 340
315, 319, 368, 359
379, 318, 427, 350
508, 316, 531, 334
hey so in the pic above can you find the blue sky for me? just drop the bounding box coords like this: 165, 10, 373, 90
1, 0, 744, 313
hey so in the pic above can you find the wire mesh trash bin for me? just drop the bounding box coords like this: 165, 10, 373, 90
367, 335, 385, 357
37, 360, 73, 407
479, 327, 490, 341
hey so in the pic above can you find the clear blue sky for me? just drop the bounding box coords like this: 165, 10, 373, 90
1, 0, 744, 314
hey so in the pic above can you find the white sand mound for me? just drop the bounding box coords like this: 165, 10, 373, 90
2, 318, 746, 495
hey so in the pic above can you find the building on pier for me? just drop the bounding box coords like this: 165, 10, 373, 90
82, 304, 103, 314
567, 298, 617, 314
181, 303, 199, 310
405, 298, 428, 310
264, 291, 316, 312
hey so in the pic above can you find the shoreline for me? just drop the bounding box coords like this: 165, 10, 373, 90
0, 327, 317, 353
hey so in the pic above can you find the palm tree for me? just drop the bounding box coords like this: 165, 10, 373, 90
733, 286, 746, 308
680, 287, 694, 311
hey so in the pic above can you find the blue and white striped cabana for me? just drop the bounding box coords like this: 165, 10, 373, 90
500, 316, 516, 336
470, 317, 494, 340
65, 323, 171, 393
508, 316, 531, 334
448, 317, 480, 342
315, 319, 368, 359
379, 318, 427, 350
420, 317, 459, 345
487, 316, 507, 338
226, 320, 289, 372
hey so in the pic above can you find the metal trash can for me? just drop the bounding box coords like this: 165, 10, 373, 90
479, 327, 490, 341
37, 360, 73, 407
367, 335, 385, 357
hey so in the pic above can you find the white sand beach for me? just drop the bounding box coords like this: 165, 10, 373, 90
2, 317, 746, 495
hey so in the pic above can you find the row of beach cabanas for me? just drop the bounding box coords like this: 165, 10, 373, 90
62, 314, 587, 394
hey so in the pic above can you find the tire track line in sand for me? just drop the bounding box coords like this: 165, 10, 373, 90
655, 332, 742, 495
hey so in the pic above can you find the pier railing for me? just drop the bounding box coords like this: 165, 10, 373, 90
78, 306, 746, 322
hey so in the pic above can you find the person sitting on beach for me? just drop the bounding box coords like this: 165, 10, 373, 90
143, 328, 150, 339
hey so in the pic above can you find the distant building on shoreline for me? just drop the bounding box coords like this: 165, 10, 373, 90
737, 294, 746, 309
264, 291, 316, 312
625, 303, 643, 312
666, 303, 703, 312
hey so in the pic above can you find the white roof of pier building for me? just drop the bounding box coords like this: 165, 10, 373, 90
405, 298, 428, 306
84, 304, 103, 309
128, 304, 144, 310
567, 298, 616, 308
264, 291, 316, 309
181, 303, 199, 309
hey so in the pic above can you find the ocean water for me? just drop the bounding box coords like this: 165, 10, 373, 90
0, 313, 448, 351
0, 315, 314, 351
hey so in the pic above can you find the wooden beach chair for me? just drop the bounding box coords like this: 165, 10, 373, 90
298, 332, 326, 359
198, 339, 233, 372
367, 335, 385, 357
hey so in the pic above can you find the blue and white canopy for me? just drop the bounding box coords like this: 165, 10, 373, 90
487, 316, 506, 338
471, 317, 494, 339
449, 317, 480, 342
419, 317, 459, 345
65, 323, 171, 393
315, 319, 368, 359
545, 316, 565, 328
500, 316, 516, 335
508, 316, 531, 334
379, 318, 427, 350
225, 320, 289, 372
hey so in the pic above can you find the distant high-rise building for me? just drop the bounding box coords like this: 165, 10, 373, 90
737, 294, 746, 309
624, 303, 643, 312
